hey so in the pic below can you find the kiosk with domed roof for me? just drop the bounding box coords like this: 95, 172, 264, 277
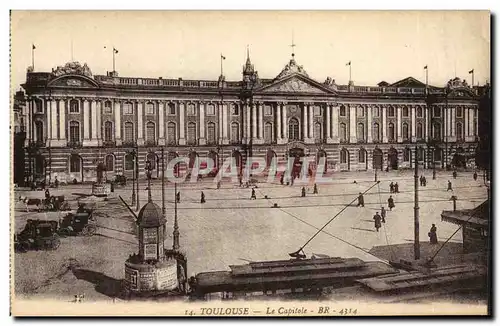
123, 160, 187, 297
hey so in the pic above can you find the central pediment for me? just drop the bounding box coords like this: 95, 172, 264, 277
257, 75, 334, 95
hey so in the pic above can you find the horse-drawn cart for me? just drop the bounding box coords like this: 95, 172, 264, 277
58, 205, 96, 237
14, 219, 61, 252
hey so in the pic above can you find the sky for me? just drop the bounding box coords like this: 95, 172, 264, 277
10, 10, 490, 93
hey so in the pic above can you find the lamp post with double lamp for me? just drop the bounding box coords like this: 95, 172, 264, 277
130, 149, 136, 207
145, 159, 153, 202
135, 146, 140, 212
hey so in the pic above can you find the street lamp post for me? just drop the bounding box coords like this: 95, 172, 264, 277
146, 159, 153, 202
131, 150, 136, 206
135, 146, 140, 211
161, 147, 165, 217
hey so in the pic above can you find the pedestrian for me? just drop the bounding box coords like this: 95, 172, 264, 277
301, 187, 306, 197
45, 188, 51, 201
428, 224, 438, 244
389, 182, 394, 193
357, 192, 364, 207
250, 188, 256, 200
280, 173, 284, 185
473, 171, 478, 181
176, 192, 181, 203
313, 183, 318, 194
217, 181, 221, 189
388, 195, 395, 211
239, 176, 243, 187
394, 182, 399, 193
373, 212, 382, 232
453, 171, 457, 179
432, 169, 436, 180
423, 176, 427, 187
200, 191, 206, 204
54, 177, 59, 188
110, 182, 114, 193
447, 180, 453, 191
291, 177, 294, 186
381, 206, 386, 223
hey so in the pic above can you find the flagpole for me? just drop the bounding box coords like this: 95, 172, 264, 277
349, 64, 352, 83
220, 54, 223, 76
425, 68, 428, 87
31, 44, 35, 70
472, 70, 474, 87
112, 48, 116, 73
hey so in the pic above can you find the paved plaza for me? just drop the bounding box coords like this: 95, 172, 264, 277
13, 169, 488, 302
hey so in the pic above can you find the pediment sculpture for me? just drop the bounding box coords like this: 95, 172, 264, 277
263, 78, 325, 94
52, 61, 93, 78
446, 77, 469, 89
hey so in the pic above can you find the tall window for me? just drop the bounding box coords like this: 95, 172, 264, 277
123, 102, 134, 115
434, 149, 442, 162
207, 122, 216, 144
187, 122, 196, 144
69, 121, 80, 143
403, 148, 411, 162
207, 104, 215, 115
231, 104, 239, 115
35, 99, 43, 113
373, 106, 380, 118
264, 122, 273, 143
104, 121, 113, 142
264, 105, 272, 116
433, 123, 441, 139
339, 123, 347, 142
340, 149, 348, 164
456, 122, 463, 140
357, 123, 365, 141
168, 103, 176, 115
104, 101, 113, 114
105, 154, 114, 171
70, 155, 81, 173
373, 123, 380, 142
339, 105, 346, 117
231, 122, 239, 143
433, 106, 441, 117
402, 123, 409, 140
288, 118, 300, 140
124, 122, 134, 143
388, 106, 395, 117
145, 102, 155, 115
314, 122, 321, 142
314, 106, 321, 116
416, 122, 423, 139
402, 106, 409, 117
124, 153, 134, 171
187, 103, 196, 116
456, 107, 463, 118
417, 106, 423, 117
356, 106, 364, 117
35, 121, 44, 142
167, 122, 177, 145
418, 147, 424, 161
146, 122, 156, 144
358, 149, 366, 163
70, 100, 79, 113
388, 123, 395, 141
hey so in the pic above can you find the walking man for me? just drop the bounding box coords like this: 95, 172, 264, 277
394, 182, 399, 193
428, 224, 438, 244
313, 183, 318, 194
301, 187, 306, 197
473, 171, 478, 181
381, 206, 386, 223
200, 191, 206, 204
453, 170, 457, 179
447, 180, 453, 192
388, 195, 395, 211
389, 182, 394, 193
357, 192, 365, 207
280, 173, 284, 185
176, 191, 181, 203
250, 188, 257, 200
373, 212, 382, 232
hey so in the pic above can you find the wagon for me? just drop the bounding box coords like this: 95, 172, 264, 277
58, 208, 96, 237
38, 196, 71, 212
15, 219, 60, 252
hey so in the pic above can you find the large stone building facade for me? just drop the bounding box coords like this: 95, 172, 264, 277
21, 54, 480, 184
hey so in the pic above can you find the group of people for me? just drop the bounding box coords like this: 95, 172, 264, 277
389, 182, 400, 193
300, 184, 319, 197
419, 175, 428, 187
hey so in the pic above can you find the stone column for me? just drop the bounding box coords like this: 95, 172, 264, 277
411, 105, 416, 142
425, 105, 430, 141
199, 102, 206, 145
158, 101, 165, 146
242, 102, 247, 144
83, 99, 91, 145
246, 101, 251, 144
26, 99, 31, 144
59, 99, 66, 143
451, 107, 456, 141
251, 102, 257, 141
218, 102, 223, 144
349, 104, 357, 143
331, 104, 339, 143
96, 100, 102, 146
282, 103, 288, 142
222, 102, 229, 144
114, 100, 122, 146
396, 105, 402, 142
276, 102, 282, 143
382, 106, 388, 143
326, 103, 332, 142
179, 102, 186, 145
303, 104, 308, 141
90, 100, 98, 145
137, 101, 144, 145
465, 107, 470, 139
308, 103, 313, 139
258, 103, 264, 140
50, 99, 57, 141
475, 111, 479, 139
367, 105, 372, 143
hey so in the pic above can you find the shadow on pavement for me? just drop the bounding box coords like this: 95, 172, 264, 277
72, 268, 124, 298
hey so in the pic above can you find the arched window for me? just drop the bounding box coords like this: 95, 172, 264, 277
207, 103, 215, 115
145, 102, 155, 115
231, 104, 239, 115
416, 122, 423, 139
456, 107, 463, 118
288, 118, 300, 140
187, 103, 196, 116
388, 123, 395, 141
417, 106, 423, 117
146, 122, 156, 144
167, 122, 177, 145
231, 122, 239, 143
187, 122, 196, 144
339, 105, 346, 117
124, 153, 134, 171
168, 103, 176, 115
264, 122, 273, 143
372, 106, 380, 117
358, 149, 366, 163
35, 120, 44, 142
105, 154, 114, 171
357, 123, 365, 141
70, 154, 81, 173
373, 123, 380, 142
403, 148, 411, 162
124, 122, 134, 143
104, 121, 113, 142
339, 123, 347, 142
402, 106, 409, 117
123, 102, 134, 115
314, 122, 322, 142
69, 121, 80, 143
433, 122, 441, 139
356, 106, 364, 117
207, 122, 216, 144
433, 106, 441, 117
70, 99, 79, 113
104, 101, 113, 114
340, 149, 348, 164
456, 122, 463, 140
388, 106, 395, 117
35, 99, 43, 113
402, 123, 409, 140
